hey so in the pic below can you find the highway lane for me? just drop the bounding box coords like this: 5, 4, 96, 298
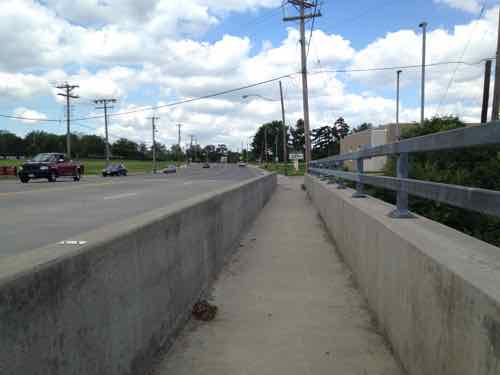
0, 164, 262, 257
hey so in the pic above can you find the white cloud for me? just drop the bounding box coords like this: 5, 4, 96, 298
13, 107, 48, 123
0, 1, 497, 149
0, 72, 50, 99
434, 0, 482, 13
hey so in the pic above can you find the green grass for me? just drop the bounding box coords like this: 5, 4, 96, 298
0, 159, 177, 175
258, 162, 306, 176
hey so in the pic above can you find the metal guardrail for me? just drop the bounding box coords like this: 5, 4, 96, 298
309, 121, 500, 219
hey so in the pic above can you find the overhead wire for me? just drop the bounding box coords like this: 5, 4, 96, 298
0, 58, 494, 124
434, 1, 488, 116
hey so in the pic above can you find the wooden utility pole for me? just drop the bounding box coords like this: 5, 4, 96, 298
56, 83, 79, 158
279, 81, 288, 174
95, 98, 117, 166
492, 8, 500, 121
284, 0, 321, 171
482, 60, 492, 124
148, 117, 160, 173
177, 124, 182, 162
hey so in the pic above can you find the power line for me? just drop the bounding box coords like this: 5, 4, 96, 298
0, 58, 494, 124
0, 114, 60, 122
435, 1, 487, 116
311, 58, 494, 75
306, 0, 321, 58
73, 72, 300, 121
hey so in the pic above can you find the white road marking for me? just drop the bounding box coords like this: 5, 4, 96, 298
58, 240, 88, 246
103, 192, 138, 200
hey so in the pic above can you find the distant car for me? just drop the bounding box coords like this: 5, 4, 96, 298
202, 163, 210, 168
161, 165, 177, 174
102, 163, 127, 177
18, 153, 83, 183
238, 162, 247, 167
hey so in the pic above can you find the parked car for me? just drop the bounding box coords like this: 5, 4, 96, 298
161, 165, 177, 174
102, 163, 127, 177
18, 153, 83, 183
202, 162, 210, 168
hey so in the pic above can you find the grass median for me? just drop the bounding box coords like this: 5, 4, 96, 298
0, 159, 177, 176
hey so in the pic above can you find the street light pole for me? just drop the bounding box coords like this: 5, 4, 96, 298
419, 21, 428, 126
396, 70, 402, 140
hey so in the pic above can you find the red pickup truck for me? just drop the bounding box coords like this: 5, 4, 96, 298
18, 153, 84, 183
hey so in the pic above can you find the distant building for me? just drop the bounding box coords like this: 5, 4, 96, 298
340, 122, 479, 172
340, 123, 414, 172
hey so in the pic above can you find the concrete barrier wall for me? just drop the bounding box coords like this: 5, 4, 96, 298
305, 175, 500, 375
0, 173, 276, 375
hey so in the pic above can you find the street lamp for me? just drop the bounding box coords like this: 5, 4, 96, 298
419, 21, 428, 126
396, 70, 402, 141
242, 80, 288, 172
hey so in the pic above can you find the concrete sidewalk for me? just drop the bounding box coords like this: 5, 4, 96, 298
153, 176, 405, 375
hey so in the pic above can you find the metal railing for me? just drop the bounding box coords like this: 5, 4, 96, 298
309, 121, 500, 219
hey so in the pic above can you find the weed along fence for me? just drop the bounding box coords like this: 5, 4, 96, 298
306, 120, 500, 375
309, 121, 500, 219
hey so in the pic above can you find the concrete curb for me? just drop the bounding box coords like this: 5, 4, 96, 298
305, 174, 500, 375
0, 173, 277, 375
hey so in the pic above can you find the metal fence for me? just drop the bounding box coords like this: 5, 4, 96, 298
309, 121, 500, 219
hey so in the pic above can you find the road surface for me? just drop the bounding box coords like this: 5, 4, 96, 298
0, 164, 262, 257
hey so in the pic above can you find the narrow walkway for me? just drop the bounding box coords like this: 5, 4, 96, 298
154, 176, 404, 375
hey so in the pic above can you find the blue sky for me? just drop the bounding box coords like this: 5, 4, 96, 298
0, 0, 498, 149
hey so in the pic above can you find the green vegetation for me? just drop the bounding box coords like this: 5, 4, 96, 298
370, 116, 500, 247
260, 162, 306, 176
0, 158, 176, 175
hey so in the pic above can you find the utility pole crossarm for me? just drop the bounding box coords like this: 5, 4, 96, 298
283, 12, 321, 21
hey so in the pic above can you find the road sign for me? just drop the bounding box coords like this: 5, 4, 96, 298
289, 153, 304, 160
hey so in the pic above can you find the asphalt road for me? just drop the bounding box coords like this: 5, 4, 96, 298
0, 164, 262, 257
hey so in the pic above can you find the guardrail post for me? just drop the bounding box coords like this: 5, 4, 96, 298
337, 161, 346, 189
389, 153, 414, 218
352, 156, 366, 198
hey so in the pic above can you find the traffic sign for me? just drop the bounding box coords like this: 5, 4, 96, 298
289, 153, 304, 160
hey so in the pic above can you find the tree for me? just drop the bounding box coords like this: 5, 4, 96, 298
334, 117, 350, 139
312, 126, 337, 159
79, 135, 105, 158
251, 121, 286, 162
0, 131, 24, 157
376, 116, 500, 247
352, 122, 373, 133
112, 138, 139, 159
290, 119, 305, 154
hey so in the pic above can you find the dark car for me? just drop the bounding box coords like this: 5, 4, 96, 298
161, 165, 177, 174
18, 153, 83, 183
202, 163, 210, 168
102, 163, 127, 177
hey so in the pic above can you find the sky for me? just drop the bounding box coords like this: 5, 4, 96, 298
0, 0, 499, 150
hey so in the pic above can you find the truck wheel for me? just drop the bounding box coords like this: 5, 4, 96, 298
73, 169, 81, 182
48, 171, 57, 182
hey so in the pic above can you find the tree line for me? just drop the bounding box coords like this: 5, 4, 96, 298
250, 117, 351, 162
0, 129, 243, 163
